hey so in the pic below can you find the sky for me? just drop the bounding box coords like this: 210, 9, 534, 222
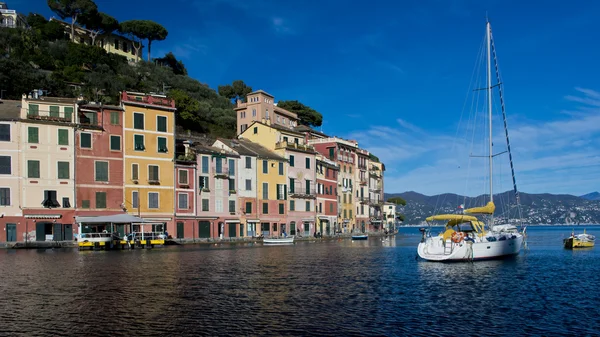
12, 0, 600, 196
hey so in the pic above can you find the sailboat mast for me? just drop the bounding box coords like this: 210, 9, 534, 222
486, 21, 493, 204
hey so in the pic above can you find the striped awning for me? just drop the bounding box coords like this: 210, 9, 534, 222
25, 214, 62, 219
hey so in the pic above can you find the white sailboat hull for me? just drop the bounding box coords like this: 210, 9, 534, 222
418, 234, 523, 261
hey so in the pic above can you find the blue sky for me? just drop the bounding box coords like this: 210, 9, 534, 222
13, 0, 600, 196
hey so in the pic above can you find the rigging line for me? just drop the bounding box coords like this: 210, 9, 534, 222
490, 27, 524, 226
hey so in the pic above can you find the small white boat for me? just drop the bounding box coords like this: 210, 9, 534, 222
352, 234, 368, 240
263, 236, 295, 244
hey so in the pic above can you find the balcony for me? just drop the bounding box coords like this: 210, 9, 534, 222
212, 165, 230, 179
359, 179, 367, 186
369, 171, 381, 178
78, 111, 101, 128
26, 108, 73, 124
123, 93, 175, 108
275, 140, 314, 153
289, 188, 316, 199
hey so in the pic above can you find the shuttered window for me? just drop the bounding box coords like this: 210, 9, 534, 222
95, 161, 108, 182
28, 127, 39, 143
58, 129, 68, 145
96, 192, 106, 208
57, 161, 69, 179
27, 160, 40, 178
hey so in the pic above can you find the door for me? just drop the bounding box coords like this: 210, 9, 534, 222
304, 222, 310, 236
228, 223, 237, 237
177, 222, 184, 239
261, 223, 270, 236
36, 222, 46, 241
290, 222, 296, 235
247, 223, 254, 237
198, 221, 210, 238
63, 224, 73, 240
239, 223, 244, 237
53, 223, 63, 241
319, 222, 323, 235
6, 223, 16, 242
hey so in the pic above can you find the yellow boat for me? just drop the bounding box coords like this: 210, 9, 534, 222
564, 229, 595, 249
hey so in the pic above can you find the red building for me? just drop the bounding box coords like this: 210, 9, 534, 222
316, 155, 339, 236
74, 103, 125, 228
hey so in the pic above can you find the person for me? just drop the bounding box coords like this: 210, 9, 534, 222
282, 230, 287, 238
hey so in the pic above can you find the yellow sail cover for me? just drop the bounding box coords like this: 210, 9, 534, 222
464, 201, 495, 215
425, 214, 478, 226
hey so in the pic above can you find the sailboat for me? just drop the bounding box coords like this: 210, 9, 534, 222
417, 20, 525, 262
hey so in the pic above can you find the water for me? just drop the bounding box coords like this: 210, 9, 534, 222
1, 226, 599, 336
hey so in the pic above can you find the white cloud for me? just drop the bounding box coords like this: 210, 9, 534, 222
346, 88, 600, 196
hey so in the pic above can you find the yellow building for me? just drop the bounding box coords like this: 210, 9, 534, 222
121, 91, 176, 233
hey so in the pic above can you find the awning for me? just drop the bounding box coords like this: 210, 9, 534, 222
246, 219, 260, 223
225, 219, 240, 223
143, 217, 172, 221
75, 214, 148, 224
302, 218, 315, 222
25, 214, 62, 219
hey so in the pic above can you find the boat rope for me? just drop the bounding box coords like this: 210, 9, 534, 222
489, 29, 524, 230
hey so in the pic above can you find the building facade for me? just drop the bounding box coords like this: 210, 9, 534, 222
174, 139, 197, 239
0, 100, 22, 242
0, 2, 27, 29
122, 91, 176, 234
316, 155, 339, 236
235, 90, 299, 135
368, 161, 385, 232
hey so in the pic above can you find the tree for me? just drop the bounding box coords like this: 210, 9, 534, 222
118, 20, 168, 61
47, 0, 98, 42
387, 197, 406, 206
168, 89, 201, 126
80, 12, 118, 46
142, 21, 168, 61
119, 20, 145, 62
276, 100, 323, 127
218, 80, 252, 103
155, 52, 187, 75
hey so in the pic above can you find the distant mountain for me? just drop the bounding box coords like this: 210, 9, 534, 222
385, 191, 600, 225
580, 192, 600, 201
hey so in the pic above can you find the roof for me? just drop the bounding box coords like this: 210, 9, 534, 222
294, 125, 329, 137
25, 96, 78, 104
248, 89, 274, 98
0, 100, 22, 120
80, 102, 123, 111
235, 138, 286, 161
194, 143, 240, 158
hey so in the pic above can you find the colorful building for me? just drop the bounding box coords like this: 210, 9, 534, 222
368, 161, 385, 232
0, 2, 27, 29
195, 143, 241, 239
355, 148, 370, 233
316, 154, 339, 236
74, 103, 125, 224
19, 94, 78, 241
235, 90, 299, 135
173, 139, 197, 239
121, 91, 176, 234
0, 100, 22, 242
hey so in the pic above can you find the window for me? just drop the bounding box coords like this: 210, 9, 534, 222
132, 191, 139, 209
57, 161, 69, 179
64, 107, 73, 122
245, 179, 251, 191
305, 179, 311, 194
110, 135, 121, 151
289, 178, 295, 193
273, 223, 278, 232
330, 203, 333, 213
0, 124, 10, 141
133, 113, 144, 129
49, 105, 59, 118
305, 157, 310, 169
178, 193, 188, 209
229, 200, 236, 213
262, 160, 268, 174
114, 39, 119, 49
343, 210, 347, 218
157, 116, 167, 132
228, 178, 235, 191
229, 159, 235, 176
202, 199, 209, 211
157, 137, 168, 153
179, 170, 189, 184
0, 188, 9, 206
199, 176, 209, 190
329, 148, 335, 160
201, 156, 209, 173
253, 127, 258, 134
349, 209, 353, 218
350, 166, 352, 174
148, 165, 159, 181
62, 197, 71, 208
215, 158, 222, 173
28, 104, 39, 116
306, 201, 310, 212
82, 200, 90, 209
148, 192, 159, 209
245, 202, 252, 213
319, 203, 322, 213
262, 182, 268, 199
134, 135, 145, 151
262, 202, 268, 214
96, 192, 106, 208
58, 129, 69, 145
215, 199, 223, 212
277, 184, 286, 200
289, 155, 295, 167
279, 203, 284, 214
132, 164, 139, 180
95, 161, 108, 182
290, 200, 295, 211
80, 133, 91, 148
28, 127, 39, 143
252, 109, 256, 116
0, 156, 10, 174
245, 157, 251, 169
27, 160, 40, 178
278, 162, 283, 175
110, 112, 119, 125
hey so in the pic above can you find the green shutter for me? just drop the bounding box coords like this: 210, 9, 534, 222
64, 107, 73, 122
110, 112, 119, 125
290, 200, 295, 211
95, 192, 106, 208
82, 200, 90, 208
110, 135, 120, 151
57, 162, 69, 179
49, 106, 59, 117
290, 155, 294, 166
246, 202, 252, 213
95, 162, 108, 182
27, 160, 40, 178
158, 137, 167, 152
80, 133, 91, 148
28, 104, 39, 116
157, 116, 167, 132
134, 135, 144, 150
28, 127, 38, 143
134, 113, 144, 129
58, 129, 68, 145
279, 203, 284, 214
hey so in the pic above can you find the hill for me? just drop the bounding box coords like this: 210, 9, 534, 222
385, 191, 600, 225
580, 192, 600, 201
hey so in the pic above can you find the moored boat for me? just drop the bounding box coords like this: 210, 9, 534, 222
564, 229, 595, 249
263, 236, 295, 244
351, 234, 368, 240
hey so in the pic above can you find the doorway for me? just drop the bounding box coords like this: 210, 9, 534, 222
6, 223, 16, 242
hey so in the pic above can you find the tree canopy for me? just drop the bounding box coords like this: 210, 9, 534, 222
80, 11, 119, 45
218, 80, 252, 103
155, 52, 187, 75
47, 0, 97, 42
387, 197, 407, 206
276, 100, 323, 127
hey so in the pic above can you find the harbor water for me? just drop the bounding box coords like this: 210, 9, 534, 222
0, 226, 599, 336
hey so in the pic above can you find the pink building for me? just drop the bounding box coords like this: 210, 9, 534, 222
174, 139, 197, 239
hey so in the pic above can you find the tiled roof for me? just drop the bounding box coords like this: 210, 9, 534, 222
294, 125, 329, 137
0, 100, 22, 120
25, 96, 79, 104
248, 89, 274, 97
235, 138, 286, 161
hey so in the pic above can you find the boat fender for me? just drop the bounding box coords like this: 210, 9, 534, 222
451, 231, 465, 243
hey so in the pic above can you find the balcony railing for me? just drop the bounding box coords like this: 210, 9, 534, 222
275, 140, 314, 152
78, 111, 101, 127
212, 165, 231, 178
289, 188, 316, 199
124, 94, 175, 107
359, 179, 367, 186
26, 109, 73, 123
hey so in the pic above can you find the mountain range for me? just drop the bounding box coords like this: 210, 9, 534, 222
385, 191, 600, 225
